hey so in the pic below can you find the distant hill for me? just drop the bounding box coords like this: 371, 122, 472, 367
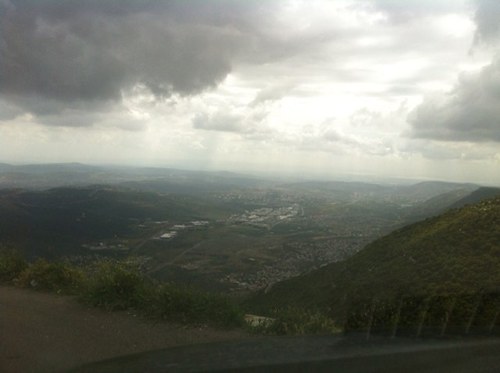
248, 196, 500, 320
14, 162, 100, 173
0, 163, 272, 191
281, 180, 477, 205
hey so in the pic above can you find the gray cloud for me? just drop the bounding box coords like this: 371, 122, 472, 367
0, 0, 353, 126
0, 1, 253, 105
0, 99, 23, 121
409, 58, 500, 142
474, 0, 500, 44
1, 0, 307, 127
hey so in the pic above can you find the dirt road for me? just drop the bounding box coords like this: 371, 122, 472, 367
0, 286, 247, 372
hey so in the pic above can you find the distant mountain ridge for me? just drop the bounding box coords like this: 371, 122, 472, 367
281, 179, 478, 203
0, 163, 272, 191
0, 162, 490, 195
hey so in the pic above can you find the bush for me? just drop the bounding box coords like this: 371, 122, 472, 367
251, 307, 340, 335
0, 249, 28, 283
147, 283, 244, 328
80, 260, 244, 327
80, 259, 148, 311
17, 259, 83, 294
2, 253, 245, 330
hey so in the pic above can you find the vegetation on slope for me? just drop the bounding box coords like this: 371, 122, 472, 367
0, 250, 337, 335
0, 251, 243, 328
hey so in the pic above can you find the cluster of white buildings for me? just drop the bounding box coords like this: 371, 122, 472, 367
159, 220, 209, 240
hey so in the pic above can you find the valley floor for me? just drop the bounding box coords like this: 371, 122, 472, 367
0, 286, 248, 372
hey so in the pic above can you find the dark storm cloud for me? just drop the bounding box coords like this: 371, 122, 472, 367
0, 0, 257, 105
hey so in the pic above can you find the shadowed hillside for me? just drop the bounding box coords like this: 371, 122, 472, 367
0, 186, 234, 258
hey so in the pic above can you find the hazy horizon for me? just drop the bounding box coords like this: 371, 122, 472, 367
2, 159, 500, 187
1, 1, 499, 184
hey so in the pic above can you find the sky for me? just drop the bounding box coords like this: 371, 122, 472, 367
1, 0, 500, 184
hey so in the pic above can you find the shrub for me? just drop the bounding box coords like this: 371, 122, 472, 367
17, 259, 83, 294
3, 253, 245, 330
251, 307, 340, 335
80, 259, 148, 311
0, 249, 28, 283
147, 283, 244, 328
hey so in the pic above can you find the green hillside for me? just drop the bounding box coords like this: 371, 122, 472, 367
248, 196, 500, 322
